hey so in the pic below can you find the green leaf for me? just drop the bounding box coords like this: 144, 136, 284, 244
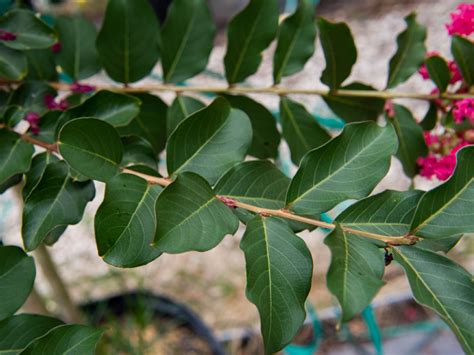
390, 104, 427, 178
154, 172, 239, 253
96, 0, 160, 84
241, 216, 312, 353
451, 35, 474, 87
420, 102, 438, 131
166, 98, 252, 184
416, 235, 462, 253
323, 82, 385, 123
58, 90, 141, 131
58, 118, 124, 182
337, 189, 424, 237
224, 0, 279, 84
22, 161, 95, 250
0, 9, 56, 50
118, 93, 167, 155
410, 145, 474, 239
280, 97, 330, 165
286, 122, 398, 215
34, 111, 62, 144
95, 173, 161, 267
0, 130, 33, 185
121, 136, 158, 169
386, 13, 426, 88
166, 95, 205, 137
0, 314, 63, 354
0, 246, 35, 321
273, 0, 316, 84
224, 95, 280, 159
0, 44, 27, 80
22, 152, 59, 201
325, 224, 384, 321
25, 49, 57, 81
393, 246, 474, 353
425, 55, 450, 93
54, 16, 101, 80
160, 0, 215, 83
317, 17, 357, 90
9, 81, 56, 116
0, 174, 22, 194
21, 324, 103, 355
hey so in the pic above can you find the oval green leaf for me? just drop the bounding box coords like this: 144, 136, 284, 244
166, 95, 205, 137
241, 216, 312, 354
286, 122, 398, 215
154, 172, 239, 253
224, 0, 279, 84
96, 0, 160, 84
0, 44, 27, 80
25, 49, 57, 81
166, 98, 252, 184
0, 129, 33, 185
451, 35, 474, 87
58, 118, 124, 182
426, 55, 450, 93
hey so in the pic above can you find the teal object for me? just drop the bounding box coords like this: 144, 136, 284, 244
0, 0, 14, 15
363, 305, 383, 355
59, 72, 74, 84
284, 303, 321, 355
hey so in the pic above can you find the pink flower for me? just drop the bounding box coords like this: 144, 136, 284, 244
448, 60, 463, 84
51, 42, 61, 53
453, 98, 474, 125
70, 82, 95, 94
423, 131, 439, 146
0, 29, 16, 41
384, 100, 395, 118
44, 94, 68, 111
446, 3, 474, 36
25, 112, 41, 136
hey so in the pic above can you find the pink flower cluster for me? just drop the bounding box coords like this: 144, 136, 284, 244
446, 3, 474, 36
70, 82, 95, 94
418, 52, 462, 85
44, 94, 68, 111
25, 112, 41, 135
453, 98, 474, 125
0, 29, 16, 41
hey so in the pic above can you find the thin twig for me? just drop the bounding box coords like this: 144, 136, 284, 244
48, 82, 474, 101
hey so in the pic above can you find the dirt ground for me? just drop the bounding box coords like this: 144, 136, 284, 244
1, 0, 472, 347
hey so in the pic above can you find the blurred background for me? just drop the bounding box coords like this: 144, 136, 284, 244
1, 0, 472, 354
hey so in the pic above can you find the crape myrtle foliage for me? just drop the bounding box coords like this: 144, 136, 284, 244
0, 0, 473, 353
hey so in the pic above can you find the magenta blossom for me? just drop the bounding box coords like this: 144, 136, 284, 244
0, 29, 16, 41
25, 112, 41, 136
70, 82, 96, 94
448, 60, 463, 84
44, 94, 68, 111
51, 42, 61, 53
446, 3, 474, 36
453, 98, 474, 125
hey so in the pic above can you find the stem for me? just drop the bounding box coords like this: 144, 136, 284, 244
34, 244, 84, 323
17, 132, 417, 246
48, 82, 474, 101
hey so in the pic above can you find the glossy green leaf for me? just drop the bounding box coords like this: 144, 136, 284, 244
241, 216, 312, 354
54, 16, 101, 80
386, 13, 426, 88
0, 246, 35, 321
0, 130, 33, 185
95, 173, 161, 267
286, 122, 398, 215
25, 49, 57, 81
118, 93, 167, 155
426, 55, 450, 93
416, 235, 462, 253
323, 82, 385, 123
33, 111, 61, 144
9, 81, 56, 116
22, 161, 95, 250
224, 95, 280, 159
325, 224, 384, 321
410, 145, 474, 239
22, 152, 59, 201
154, 172, 239, 253
0, 44, 27, 80
166, 95, 205, 137
224, 0, 279, 84
121, 136, 158, 169
273, 0, 316, 84
96, 0, 160, 84
337, 189, 424, 237
390, 104, 427, 178
0, 9, 56, 50
0, 314, 63, 354
58, 90, 140, 131
22, 324, 103, 355
317, 17, 357, 90
166, 98, 252, 184
451, 35, 474, 87
393, 246, 474, 353
160, 0, 215, 83
280, 97, 330, 165
420, 102, 438, 131
58, 118, 124, 182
